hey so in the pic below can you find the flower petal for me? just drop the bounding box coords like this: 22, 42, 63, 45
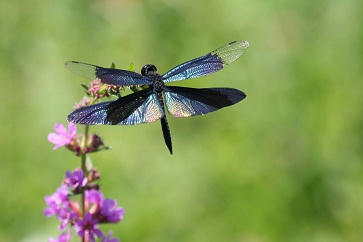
68, 122, 77, 137
86, 190, 103, 206
94, 228, 103, 238
103, 199, 116, 210
48, 133, 66, 144
54, 123, 68, 135
48, 122, 77, 149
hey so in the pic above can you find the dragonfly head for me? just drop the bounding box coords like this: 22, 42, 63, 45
141, 64, 157, 76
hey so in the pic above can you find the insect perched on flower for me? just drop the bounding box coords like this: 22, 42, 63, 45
66, 40, 249, 154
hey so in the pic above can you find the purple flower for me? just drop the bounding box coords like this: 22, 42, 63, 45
44, 185, 77, 230
85, 189, 125, 223
44, 185, 70, 217
64, 169, 88, 192
75, 213, 103, 242
86, 189, 103, 207
48, 230, 71, 242
102, 231, 119, 242
48, 123, 77, 150
100, 199, 125, 223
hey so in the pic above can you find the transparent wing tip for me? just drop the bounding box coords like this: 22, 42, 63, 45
214, 40, 250, 65
64, 60, 77, 67
64, 61, 80, 71
240, 40, 249, 49
228, 40, 250, 50
64, 61, 97, 79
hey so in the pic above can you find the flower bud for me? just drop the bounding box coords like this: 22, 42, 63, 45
85, 134, 107, 154
66, 138, 82, 156
88, 169, 100, 182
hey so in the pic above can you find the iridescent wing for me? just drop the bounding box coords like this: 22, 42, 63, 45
67, 89, 164, 125
161, 40, 249, 83
65, 61, 152, 86
164, 86, 246, 117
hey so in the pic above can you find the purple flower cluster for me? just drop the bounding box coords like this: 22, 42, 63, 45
74, 78, 123, 109
44, 169, 124, 242
44, 184, 76, 230
46, 72, 127, 241
88, 79, 123, 100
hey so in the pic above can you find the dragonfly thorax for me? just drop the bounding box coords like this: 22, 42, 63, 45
152, 78, 165, 93
141, 64, 164, 93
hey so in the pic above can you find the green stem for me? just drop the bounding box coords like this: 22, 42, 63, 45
81, 125, 89, 175
81, 124, 89, 242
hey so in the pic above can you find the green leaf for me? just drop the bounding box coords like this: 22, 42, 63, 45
128, 62, 135, 72
99, 84, 108, 94
86, 156, 93, 171
81, 83, 89, 90
130, 85, 140, 93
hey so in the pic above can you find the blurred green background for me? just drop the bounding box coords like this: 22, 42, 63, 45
1, 0, 362, 241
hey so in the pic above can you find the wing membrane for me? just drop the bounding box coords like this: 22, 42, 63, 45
162, 40, 249, 83
67, 89, 164, 125
164, 86, 246, 117
65, 61, 152, 86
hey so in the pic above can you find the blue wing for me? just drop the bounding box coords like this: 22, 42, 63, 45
67, 89, 164, 125
164, 86, 246, 117
65, 61, 152, 86
161, 40, 249, 83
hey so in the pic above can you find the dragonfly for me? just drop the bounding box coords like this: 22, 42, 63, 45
66, 40, 249, 154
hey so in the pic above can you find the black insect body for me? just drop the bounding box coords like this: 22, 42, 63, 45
66, 40, 249, 154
